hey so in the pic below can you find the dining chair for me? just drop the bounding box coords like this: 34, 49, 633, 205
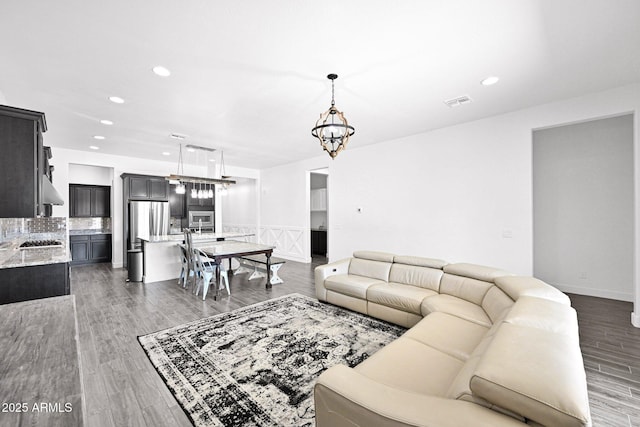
182, 230, 196, 289
192, 248, 230, 300
178, 244, 194, 288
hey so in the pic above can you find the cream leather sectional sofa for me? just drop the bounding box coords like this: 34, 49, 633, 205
313, 251, 591, 427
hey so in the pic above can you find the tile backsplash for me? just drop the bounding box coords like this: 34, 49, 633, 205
0, 217, 67, 243
68, 217, 112, 232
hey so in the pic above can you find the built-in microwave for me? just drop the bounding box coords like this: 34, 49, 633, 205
188, 210, 214, 228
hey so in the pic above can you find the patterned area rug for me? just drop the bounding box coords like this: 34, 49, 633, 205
138, 293, 405, 427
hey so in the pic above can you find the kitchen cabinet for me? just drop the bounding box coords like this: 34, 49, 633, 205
311, 188, 327, 211
69, 185, 110, 217
186, 183, 214, 207
70, 234, 112, 265
126, 175, 169, 201
0, 105, 46, 217
0, 262, 69, 305
311, 230, 327, 256
169, 184, 186, 217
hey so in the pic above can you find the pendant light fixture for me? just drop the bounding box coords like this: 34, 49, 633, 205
167, 143, 236, 195
311, 74, 355, 159
174, 144, 186, 194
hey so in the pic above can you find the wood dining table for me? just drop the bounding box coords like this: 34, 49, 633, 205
197, 240, 276, 300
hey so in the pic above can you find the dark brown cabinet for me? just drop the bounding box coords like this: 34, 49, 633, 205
186, 183, 215, 207
0, 262, 69, 305
127, 175, 169, 201
311, 230, 327, 256
69, 185, 110, 217
70, 234, 112, 265
0, 105, 47, 218
169, 184, 186, 217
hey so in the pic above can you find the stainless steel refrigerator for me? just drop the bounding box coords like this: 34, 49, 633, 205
128, 201, 170, 250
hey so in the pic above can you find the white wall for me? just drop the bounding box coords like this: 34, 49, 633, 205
68, 164, 113, 186
533, 115, 634, 301
259, 83, 640, 308
260, 157, 330, 261
221, 177, 259, 239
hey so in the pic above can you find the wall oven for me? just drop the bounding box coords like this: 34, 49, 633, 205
188, 210, 214, 229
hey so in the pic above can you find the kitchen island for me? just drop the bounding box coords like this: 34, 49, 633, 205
0, 239, 71, 304
138, 232, 253, 283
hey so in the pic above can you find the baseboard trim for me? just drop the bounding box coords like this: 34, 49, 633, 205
552, 282, 633, 302
632, 312, 640, 328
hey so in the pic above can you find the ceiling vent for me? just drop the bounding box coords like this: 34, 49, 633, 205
170, 133, 187, 140
185, 144, 216, 153
443, 95, 473, 108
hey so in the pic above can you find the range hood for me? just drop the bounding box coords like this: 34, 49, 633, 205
42, 176, 64, 205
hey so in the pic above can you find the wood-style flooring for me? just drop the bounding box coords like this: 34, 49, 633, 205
68, 260, 640, 427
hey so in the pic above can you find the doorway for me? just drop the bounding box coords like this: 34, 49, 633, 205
310, 168, 328, 263
532, 114, 634, 301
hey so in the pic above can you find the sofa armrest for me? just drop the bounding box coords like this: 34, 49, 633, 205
315, 258, 351, 301
314, 365, 526, 427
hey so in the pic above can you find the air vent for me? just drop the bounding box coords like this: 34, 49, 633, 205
170, 133, 187, 140
444, 95, 473, 108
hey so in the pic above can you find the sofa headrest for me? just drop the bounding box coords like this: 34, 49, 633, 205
393, 255, 447, 269
353, 251, 395, 263
504, 296, 578, 337
494, 276, 570, 305
443, 263, 512, 283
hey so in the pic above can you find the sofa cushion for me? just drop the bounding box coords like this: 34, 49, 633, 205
349, 258, 392, 282
404, 312, 488, 361
389, 263, 443, 292
481, 286, 514, 323
325, 274, 385, 299
495, 276, 571, 305
439, 273, 494, 306
421, 294, 492, 327
355, 337, 464, 397
367, 283, 437, 315
470, 322, 591, 427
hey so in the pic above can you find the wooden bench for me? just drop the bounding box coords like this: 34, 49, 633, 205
238, 255, 286, 285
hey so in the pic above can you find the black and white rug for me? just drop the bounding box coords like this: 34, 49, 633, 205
138, 293, 405, 427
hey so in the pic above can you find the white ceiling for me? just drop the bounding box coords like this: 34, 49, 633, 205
1, 0, 639, 169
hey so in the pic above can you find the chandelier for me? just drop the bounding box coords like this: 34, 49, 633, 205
311, 74, 355, 159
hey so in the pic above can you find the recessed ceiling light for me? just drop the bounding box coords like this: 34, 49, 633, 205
208, 159, 216, 162
109, 96, 125, 104
100, 119, 113, 125
162, 151, 171, 156
153, 66, 171, 77
93, 135, 105, 140
187, 148, 196, 152
89, 146, 100, 150
481, 76, 500, 86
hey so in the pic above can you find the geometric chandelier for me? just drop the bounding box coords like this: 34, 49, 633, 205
311, 73, 355, 159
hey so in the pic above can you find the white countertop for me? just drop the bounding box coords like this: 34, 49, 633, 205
0, 244, 71, 269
